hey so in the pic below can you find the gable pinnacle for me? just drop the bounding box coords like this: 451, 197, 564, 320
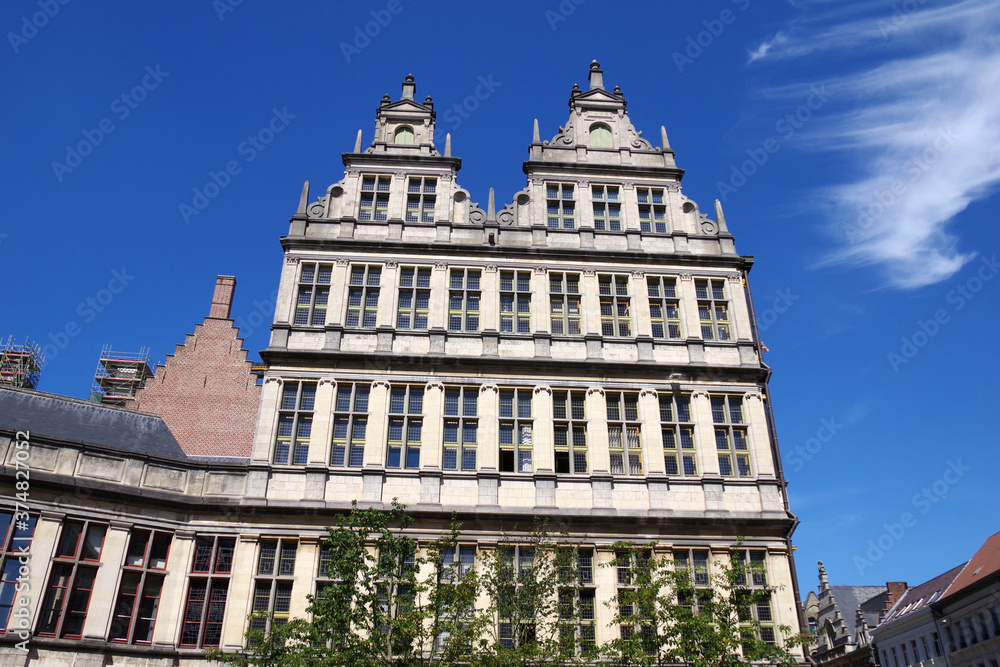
402, 74, 415, 100
588, 60, 604, 90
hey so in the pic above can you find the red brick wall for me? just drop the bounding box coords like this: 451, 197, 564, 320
131, 316, 261, 457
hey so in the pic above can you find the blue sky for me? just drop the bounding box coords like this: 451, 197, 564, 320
2, 0, 998, 597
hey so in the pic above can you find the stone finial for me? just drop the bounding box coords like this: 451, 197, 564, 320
487, 188, 496, 220
297, 180, 310, 215
588, 60, 604, 90
661, 126, 672, 152
209, 276, 236, 319
444, 133, 451, 157
533, 118, 540, 143
402, 74, 415, 100
380, 94, 391, 106
715, 199, 728, 228
571, 83, 581, 95
354, 129, 363, 153
819, 560, 829, 590
424, 95, 433, 108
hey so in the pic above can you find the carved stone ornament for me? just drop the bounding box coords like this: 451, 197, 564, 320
534, 266, 548, 275
347, 169, 360, 178
285, 256, 301, 265
639, 388, 659, 399
530, 177, 544, 186
385, 261, 399, 269
727, 274, 742, 283
484, 265, 498, 273
550, 117, 576, 146
425, 381, 445, 392
434, 263, 448, 271
469, 208, 486, 224
690, 390, 710, 400
586, 387, 605, 397
624, 121, 654, 150
583, 269, 596, 277
318, 378, 337, 387
480, 384, 499, 395
394, 171, 406, 179
308, 202, 326, 218
264, 377, 282, 386
497, 208, 515, 225
631, 270, 645, 279
701, 221, 717, 235
533, 385, 552, 396
371, 380, 392, 390
679, 274, 693, 282
335, 259, 350, 267
743, 391, 763, 402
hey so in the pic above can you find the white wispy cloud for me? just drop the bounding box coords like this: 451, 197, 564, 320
750, 0, 1000, 288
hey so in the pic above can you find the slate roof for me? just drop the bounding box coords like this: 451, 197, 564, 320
0, 386, 188, 462
937, 530, 1000, 604
878, 563, 966, 628
825, 586, 887, 639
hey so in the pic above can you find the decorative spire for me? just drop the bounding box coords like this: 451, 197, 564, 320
487, 188, 496, 220
715, 199, 727, 228
297, 180, 309, 215
444, 133, 451, 157
533, 118, 540, 143
401, 74, 415, 100
354, 129, 363, 153
661, 126, 672, 152
588, 60, 604, 90
819, 561, 829, 591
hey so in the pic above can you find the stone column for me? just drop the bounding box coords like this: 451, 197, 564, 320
429, 263, 449, 330
586, 387, 610, 474
152, 529, 195, 648
376, 261, 400, 328
328, 260, 351, 326
251, 377, 282, 463
82, 519, 131, 640
690, 391, 720, 476
309, 379, 336, 466
532, 386, 554, 472
631, 270, 652, 338
580, 270, 600, 336
477, 384, 499, 471
638, 388, 665, 475
481, 265, 499, 332
223, 534, 259, 648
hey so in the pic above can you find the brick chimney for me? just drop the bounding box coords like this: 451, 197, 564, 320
209, 276, 236, 319
886, 581, 908, 607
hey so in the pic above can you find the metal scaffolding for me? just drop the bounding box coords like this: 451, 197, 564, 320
0, 336, 44, 389
91, 345, 153, 406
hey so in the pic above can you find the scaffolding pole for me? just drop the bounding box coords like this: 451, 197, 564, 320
91, 344, 153, 406
0, 336, 44, 389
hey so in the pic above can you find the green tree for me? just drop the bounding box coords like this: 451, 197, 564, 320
602, 541, 809, 667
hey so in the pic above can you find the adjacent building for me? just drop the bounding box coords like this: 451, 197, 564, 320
0, 63, 807, 665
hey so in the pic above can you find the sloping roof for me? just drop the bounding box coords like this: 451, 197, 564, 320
0, 386, 188, 461
937, 531, 1000, 603
879, 563, 966, 628
827, 586, 887, 639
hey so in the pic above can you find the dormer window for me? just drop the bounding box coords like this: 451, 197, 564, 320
394, 126, 415, 144
589, 123, 613, 148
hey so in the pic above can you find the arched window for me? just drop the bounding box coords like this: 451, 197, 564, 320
394, 126, 415, 144
589, 123, 613, 148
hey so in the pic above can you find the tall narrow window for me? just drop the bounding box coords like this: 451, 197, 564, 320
443, 387, 477, 470
599, 274, 632, 336
546, 183, 575, 229
393, 126, 414, 144
249, 540, 297, 638
549, 272, 581, 335
442, 545, 476, 581
0, 512, 37, 632
448, 269, 481, 332
696, 278, 731, 341
359, 175, 391, 221
592, 185, 621, 231
109, 529, 172, 644
660, 394, 697, 476
498, 546, 537, 650
500, 271, 531, 333
674, 549, 712, 612
557, 547, 596, 657
36, 520, 107, 639
499, 388, 533, 472
637, 187, 667, 233
607, 392, 642, 474
553, 390, 587, 473
387, 385, 423, 468
332, 383, 370, 467
734, 550, 774, 645
589, 123, 613, 147
396, 267, 431, 329
180, 536, 236, 648
295, 263, 332, 326
274, 382, 315, 465
713, 395, 751, 477
616, 549, 653, 642
648, 276, 682, 339
346, 265, 381, 328
406, 177, 436, 222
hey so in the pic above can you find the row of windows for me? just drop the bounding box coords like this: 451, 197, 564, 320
274, 382, 754, 479
295, 261, 734, 341
546, 182, 671, 233
8, 515, 776, 652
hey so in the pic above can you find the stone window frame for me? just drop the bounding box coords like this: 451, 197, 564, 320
345, 264, 382, 328
108, 528, 172, 644
591, 184, 622, 231
615, 548, 653, 643
387, 385, 423, 469
606, 391, 642, 475
249, 539, 298, 639
636, 187, 667, 233
557, 546, 597, 657
0, 511, 37, 632
294, 262, 332, 326
499, 270, 532, 334
406, 177, 436, 222
659, 394, 697, 476
359, 175, 391, 221
396, 266, 431, 330
498, 388, 533, 473
331, 382, 370, 467
647, 276, 682, 340
442, 386, 478, 471
711, 395, 752, 477
599, 274, 633, 337
553, 390, 588, 474
673, 548, 713, 614
733, 549, 775, 647
695, 278, 732, 341
546, 182, 576, 229
36, 519, 108, 639
179, 535, 236, 648
448, 268, 481, 332
274, 382, 316, 466
498, 545, 538, 650
549, 272, 582, 335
